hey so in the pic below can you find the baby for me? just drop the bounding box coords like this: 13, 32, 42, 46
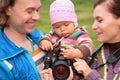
40, 0, 94, 79
40, 0, 93, 59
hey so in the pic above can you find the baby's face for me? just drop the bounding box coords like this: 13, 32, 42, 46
52, 21, 75, 37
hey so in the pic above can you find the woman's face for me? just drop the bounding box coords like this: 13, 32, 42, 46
92, 4, 120, 43
53, 21, 75, 37
6, 0, 41, 34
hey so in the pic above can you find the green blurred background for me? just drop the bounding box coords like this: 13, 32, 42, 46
36, 0, 100, 47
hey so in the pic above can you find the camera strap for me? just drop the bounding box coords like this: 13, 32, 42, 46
53, 37, 64, 47
89, 43, 120, 69
88, 43, 104, 65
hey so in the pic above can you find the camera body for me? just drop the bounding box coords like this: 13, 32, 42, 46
44, 46, 84, 80
44, 49, 71, 80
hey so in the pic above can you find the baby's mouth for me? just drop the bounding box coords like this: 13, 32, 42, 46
61, 33, 69, 37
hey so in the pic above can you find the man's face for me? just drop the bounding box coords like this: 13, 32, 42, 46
6, 0, 41, 34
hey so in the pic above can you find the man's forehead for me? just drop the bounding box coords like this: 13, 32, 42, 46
14, 0, 41, 8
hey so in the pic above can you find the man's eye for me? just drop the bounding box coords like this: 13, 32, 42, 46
27, 9, 33, 14
27, 10, 32, 14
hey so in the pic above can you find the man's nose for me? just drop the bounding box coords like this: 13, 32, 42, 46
32, 11, 40, 21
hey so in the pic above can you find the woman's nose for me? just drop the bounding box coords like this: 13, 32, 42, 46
92, 21, 98, 30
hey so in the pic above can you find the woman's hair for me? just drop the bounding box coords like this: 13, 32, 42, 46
0, 0, 16, 27
94, 0, 120, 18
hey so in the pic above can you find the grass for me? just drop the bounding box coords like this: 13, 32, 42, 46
36, 0, 100, 47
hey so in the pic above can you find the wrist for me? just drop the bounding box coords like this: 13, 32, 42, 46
75, 49, 83, 58
83, 68, 92, 77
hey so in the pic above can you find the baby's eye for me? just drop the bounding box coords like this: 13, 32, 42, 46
64, 23, 69, 26
54, 26, 60, 29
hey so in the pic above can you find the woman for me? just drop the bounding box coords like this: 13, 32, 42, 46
73, 0, 120, 80
0, 0, 45, 79
40, 0, 120, 80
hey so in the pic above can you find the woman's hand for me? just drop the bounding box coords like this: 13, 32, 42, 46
73, 58, 92, 77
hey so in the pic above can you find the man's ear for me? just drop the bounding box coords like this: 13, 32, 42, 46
117, 18, 120, 28
6, 6, 12, 16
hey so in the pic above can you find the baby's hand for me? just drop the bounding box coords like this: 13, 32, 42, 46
40, 40, 53, 51
61, 46, 83, 59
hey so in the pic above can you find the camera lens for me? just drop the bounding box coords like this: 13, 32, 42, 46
52, 61, 70, 80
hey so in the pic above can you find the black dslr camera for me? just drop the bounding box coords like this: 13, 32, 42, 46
44, 46, 84, 80
44, 47, 71, 80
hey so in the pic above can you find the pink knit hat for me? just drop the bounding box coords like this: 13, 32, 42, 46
50, 0, 78, 27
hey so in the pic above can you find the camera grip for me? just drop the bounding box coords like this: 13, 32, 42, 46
44, 57, 52, 69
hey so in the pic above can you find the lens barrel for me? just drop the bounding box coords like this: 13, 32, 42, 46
52, 60, 70, 80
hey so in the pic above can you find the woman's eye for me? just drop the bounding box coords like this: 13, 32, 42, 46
98, 19, 103, 23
